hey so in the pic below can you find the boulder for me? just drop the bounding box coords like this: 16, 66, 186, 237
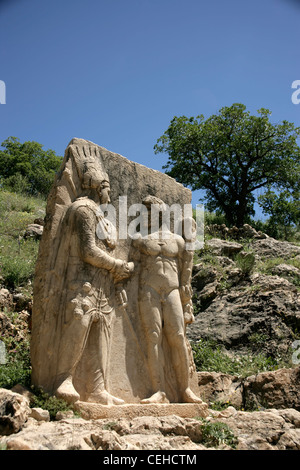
30, 407, 50, 422
23, 223, 43, 240
197, 371, 243, 409
272, 263, 300, 279
243, 367, 300, 411
209, 408, 300, 450
11, 384, 35, 404
55, 410, 74, 420
13, 292, 32, 312
0, 388, 31, 435
197, 367, 300, 411
0, 289, 13, 309
252, 238, 300, 259
205, 238, 243, 257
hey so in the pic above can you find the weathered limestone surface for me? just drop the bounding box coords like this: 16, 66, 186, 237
31, 138, 201, 407
74, 402, 209, 420
2, 404, 300, 450
0, 388, 31, 435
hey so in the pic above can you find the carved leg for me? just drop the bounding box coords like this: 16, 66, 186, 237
55, 315, 91, 403
163, 290, 203, 404
84, 317, 125, 405
56, 376, 80, 404
139, 286, 169, 404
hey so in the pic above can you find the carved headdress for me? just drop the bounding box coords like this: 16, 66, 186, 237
58, 139, 109, 202
70, 140, 109, 191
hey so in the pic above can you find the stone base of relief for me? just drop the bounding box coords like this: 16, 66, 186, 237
31, 138, 203, 406
74, 402, 209, 420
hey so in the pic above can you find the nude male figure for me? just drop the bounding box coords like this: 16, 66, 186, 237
132, 196, 202, 404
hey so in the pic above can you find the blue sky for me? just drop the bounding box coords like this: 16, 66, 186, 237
0, 0, 300, 213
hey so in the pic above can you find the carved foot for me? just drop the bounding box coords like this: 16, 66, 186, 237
182, 388, 204, 404
55, 377, 80, 404
87, 390, 125, 405
140, 391, 169, 404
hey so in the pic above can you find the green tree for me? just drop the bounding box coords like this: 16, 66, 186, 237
0, 137, 62, 197
154, 104, 300, 226
258, 188, 300, 239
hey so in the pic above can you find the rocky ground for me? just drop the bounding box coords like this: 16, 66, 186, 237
0, 386, 300, 450
0, 223, 300, 451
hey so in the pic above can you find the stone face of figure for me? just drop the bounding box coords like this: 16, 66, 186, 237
132, 197, 203, 404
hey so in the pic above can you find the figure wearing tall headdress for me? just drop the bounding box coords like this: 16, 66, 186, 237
31, 140, 132, 404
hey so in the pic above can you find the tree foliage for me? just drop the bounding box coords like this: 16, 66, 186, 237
0, 137, 62, 197
258, 188, 299, 239
154, 103, 300, 227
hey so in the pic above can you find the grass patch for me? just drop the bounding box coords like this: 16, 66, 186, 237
256, 256, 300, 289
0, 334, 31, 389
0, 190, 44, 289
0, 238, 39, 289
191, 339, 286, 378
0, 190, 45, 238
199, 419, 238, 449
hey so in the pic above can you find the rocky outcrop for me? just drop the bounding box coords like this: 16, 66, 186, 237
205, 223, 268, 240
205, 238, 244, 257
189, 232, 300, 359
0, 389, 31, 435
1, 405, 300, 450
189, 273, 300, 357
209, 407, 300, 450
243, 367, 300, 411
197, 367, 300, 411
252, 237, 300, 259
197, 371, 243, 409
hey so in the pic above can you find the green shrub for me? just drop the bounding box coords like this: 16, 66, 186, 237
0, 190, 45, 216
2, 173, 31, 195
0, 333, 31, 389
235, 251, 256, 277
200, 420, 238, 449
191, 339, 283, 377
30, 388, 74, 420
204, 211, 227, 227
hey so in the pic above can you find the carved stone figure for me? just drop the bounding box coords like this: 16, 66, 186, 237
131, 196, 202, 404
31, 143, 132, 404
31, 138, 203, 410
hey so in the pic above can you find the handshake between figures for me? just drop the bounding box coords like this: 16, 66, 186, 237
112, 259, 135, 284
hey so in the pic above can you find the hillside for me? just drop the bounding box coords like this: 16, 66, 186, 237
189, 225, 300, 373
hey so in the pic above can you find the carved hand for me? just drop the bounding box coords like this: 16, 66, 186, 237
179, 285, 192, 304
112, 260, 134, 283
